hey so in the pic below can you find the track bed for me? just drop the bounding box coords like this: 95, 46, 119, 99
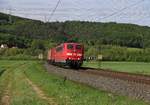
45, 63, 150, 103
80, 67, 150, 85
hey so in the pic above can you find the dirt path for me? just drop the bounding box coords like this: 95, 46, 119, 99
1, 81, 11, 105
0, 64, 24, 105
25, 77, 57, 105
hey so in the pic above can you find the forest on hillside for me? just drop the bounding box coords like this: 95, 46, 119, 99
1, 12, 150, 61
1, 12, 150, 48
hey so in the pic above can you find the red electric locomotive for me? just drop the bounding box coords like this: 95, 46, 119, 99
47, 42, 84, 68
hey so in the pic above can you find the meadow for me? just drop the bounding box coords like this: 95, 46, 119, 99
0, 60, 149, 105
83, 61, 150, 75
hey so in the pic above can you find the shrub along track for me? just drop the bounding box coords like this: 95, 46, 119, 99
45, 63, 150, 103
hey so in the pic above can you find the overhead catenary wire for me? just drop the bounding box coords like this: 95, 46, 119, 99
0, 0, 62, 21
99, 0, 145, 21
0, 0, 145, 20
133, 14, 150, 23
10, 12, 48, 16
47, 0, 61, 22
0, 0, 147, 25
0, 8, 49, 11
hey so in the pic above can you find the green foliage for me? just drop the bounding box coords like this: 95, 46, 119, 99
0, 54, 37, 60
86, 47, 98, 57
0, 33, 31, 48
2, 12, 150, 61
63, 21, 147, 48
1, 12, 150, 49
31, 40, 45, 51
92, 45, 150, 62
0, 61, 50, 105
0, 48, 37, 60
84, 45, 150, 62
4, 48, 23, 56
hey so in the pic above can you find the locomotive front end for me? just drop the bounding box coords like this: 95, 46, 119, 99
65, 43, 84, 68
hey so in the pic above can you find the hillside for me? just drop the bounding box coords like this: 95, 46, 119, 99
2, 12, 150, 61
1, 12, 150, 49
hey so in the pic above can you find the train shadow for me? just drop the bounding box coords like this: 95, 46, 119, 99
80, 67, 95, 70
46, 61, 96, 71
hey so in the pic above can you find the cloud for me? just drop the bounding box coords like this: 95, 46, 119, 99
0, 0, 149, 26
0, 0, 10, 8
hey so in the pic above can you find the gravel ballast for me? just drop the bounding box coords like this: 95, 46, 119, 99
45, 64, 150, 103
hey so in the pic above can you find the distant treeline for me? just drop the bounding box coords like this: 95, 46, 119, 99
1, 45, 150, 62
1, 12, 150, 61
86, 45, 150, 62
1, 12, 150, 49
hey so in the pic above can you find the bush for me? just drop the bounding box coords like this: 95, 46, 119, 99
3, 48, 24, 56
0, 48, 38, 60
86, 45, 150, 62
0, 54, 38, 60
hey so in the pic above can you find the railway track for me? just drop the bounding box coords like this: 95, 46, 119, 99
46, 63, 150, 85
45, 63, 150, 103
79, 67, 150, 85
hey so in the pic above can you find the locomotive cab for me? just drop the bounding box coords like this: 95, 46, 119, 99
65, 43, 84, 68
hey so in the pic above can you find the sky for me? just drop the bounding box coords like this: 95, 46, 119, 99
0, 0, 150, 26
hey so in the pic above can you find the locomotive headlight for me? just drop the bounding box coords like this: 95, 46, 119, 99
77, 53, 82, 56
66, 53, 72, 56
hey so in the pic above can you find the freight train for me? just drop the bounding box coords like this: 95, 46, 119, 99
47, 42, 84, 68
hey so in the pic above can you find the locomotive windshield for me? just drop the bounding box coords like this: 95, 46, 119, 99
56, 46, 63, 52
76, 45, 81, 50
67, 44, 73, 49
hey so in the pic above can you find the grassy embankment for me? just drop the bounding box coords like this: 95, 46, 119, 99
83, 61, 150, 75
0, 60, 149, 105
0, 61, 50, 105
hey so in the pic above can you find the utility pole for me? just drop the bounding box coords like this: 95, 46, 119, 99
44, 15, 47, 23
98, 41, 102, 69
98, 46, 101, 69
8, 8, 12, 24
142, 34, 145, 49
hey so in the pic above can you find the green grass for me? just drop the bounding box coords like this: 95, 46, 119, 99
0, 61, 49, 105
24, 61, 149, 105
11, 65, 49, 105
0, 60, 149, 105
83, 61, 150, 75
0, 68, 4, 75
